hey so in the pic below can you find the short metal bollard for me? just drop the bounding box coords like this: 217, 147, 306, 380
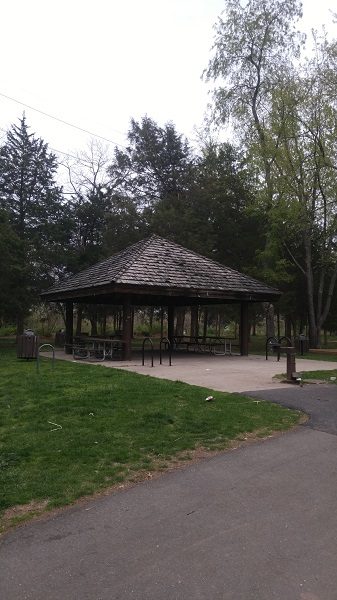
159, 337, 172, 366
142, 337, 154, 367
37, 344, 55, 373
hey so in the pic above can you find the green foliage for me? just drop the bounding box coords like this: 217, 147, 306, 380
0, 324, 16, 336
0, 116, 68, 327
108, 116, 194, 207
191, 141, 264, 272
301, 369, 337, 380
0, 115, 64, 241
205, 0, 303, 132
65, 187, 110, 273
103, 195, 148, 254
0, 210, 33, 324
206, 1, 337, 346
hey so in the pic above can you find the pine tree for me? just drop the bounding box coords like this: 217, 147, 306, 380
0, 115, 66, 331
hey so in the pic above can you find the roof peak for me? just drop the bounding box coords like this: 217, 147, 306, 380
41, 233, 280, 300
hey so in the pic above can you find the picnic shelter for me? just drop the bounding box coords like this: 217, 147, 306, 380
41, 234, 280, 359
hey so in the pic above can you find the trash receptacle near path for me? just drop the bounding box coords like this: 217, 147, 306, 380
16, 329, 39, 359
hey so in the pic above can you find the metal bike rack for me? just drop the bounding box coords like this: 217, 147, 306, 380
159, 337, 172, 366
142, 337, 154, 367
37, 343, 55, 372
266, 336, 291, 361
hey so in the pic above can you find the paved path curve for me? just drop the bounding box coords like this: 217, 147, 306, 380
1, 384, 337, 599
245, 384, 337, 435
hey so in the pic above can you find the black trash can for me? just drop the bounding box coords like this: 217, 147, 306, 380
17, 330, 39, 359
297, 334, 309, 356
54, 330, 66, 347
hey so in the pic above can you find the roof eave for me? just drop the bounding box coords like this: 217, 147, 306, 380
40, 282, 281, 304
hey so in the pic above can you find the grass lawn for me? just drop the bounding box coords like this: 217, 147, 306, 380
300, 369, 337, 382
300, 352, 337, 362
248, 334, 337, 361
0, 340, 300, 533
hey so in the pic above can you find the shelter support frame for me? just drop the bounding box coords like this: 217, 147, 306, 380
65, 301, 74, 354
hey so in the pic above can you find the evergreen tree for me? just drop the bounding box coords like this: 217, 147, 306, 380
0, 210, 31, 326
0, 115, 66, 331
108, 116, 194, 208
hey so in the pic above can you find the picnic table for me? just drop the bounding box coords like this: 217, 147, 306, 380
173, 336, 238, 355
72, 336, 125, 361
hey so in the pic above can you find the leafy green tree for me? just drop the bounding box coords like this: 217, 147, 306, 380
265, 37, 337, 346
206, 1, 337, 346
205, 0, 303, 206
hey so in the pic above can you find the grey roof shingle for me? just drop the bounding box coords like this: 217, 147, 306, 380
42, 234, 280, 299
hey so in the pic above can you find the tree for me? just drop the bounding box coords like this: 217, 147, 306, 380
0, 211, 31, 325
0, 115, 66, 331
205, 1, 337, 346
265, 37, 337, 346
108, 116, 195, 208
205, 0, 303, 206
192, 141, 264, 271
59, 142, 114, 335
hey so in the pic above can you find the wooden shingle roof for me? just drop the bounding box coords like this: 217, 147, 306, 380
41, 234, 280, 303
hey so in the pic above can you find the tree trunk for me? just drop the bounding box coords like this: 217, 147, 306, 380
175, 308, 186, 337
303, 232, 319, 347
234, 321, 238, 339
265, 303, 275, 338
88, 307, 98, 336
101, 314, 107, 336
75, 305, 83, 336
149, 307, 154, 330
160, 308, 164, 338
203, 307, 208, 342
16, 313, 24, 335
90, 319, 97, 336
285, 316, 292, 340
190, 306, 199, 338
276, 309, 280, 339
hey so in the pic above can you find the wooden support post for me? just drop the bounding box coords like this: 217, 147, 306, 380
167, 305, 175, 346
160, 307, 164, 339
190, 305, 199, 338
240, 302, 249, 356
203, 306, 208, 342
122, 296, 132, 360
65, 301, 73, 354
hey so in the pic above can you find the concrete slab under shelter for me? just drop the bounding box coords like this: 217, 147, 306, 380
44, 350, 337, 394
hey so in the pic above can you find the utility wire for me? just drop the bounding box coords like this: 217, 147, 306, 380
0, 91, 128, 149
0, 125, 111, 170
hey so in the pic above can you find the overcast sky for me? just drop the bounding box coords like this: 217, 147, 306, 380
1, 0, 336, 162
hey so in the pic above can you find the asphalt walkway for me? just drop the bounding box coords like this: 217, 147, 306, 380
245, 384, 337, 436
1, 358, 337, 599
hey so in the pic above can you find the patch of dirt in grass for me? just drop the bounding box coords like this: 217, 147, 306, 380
0, 419, 306, 537
1, 499, 49, 533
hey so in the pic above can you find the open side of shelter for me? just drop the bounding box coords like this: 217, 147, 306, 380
41, 235, 281, 360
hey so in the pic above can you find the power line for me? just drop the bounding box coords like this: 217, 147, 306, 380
0, 91, 128, 149
0, 125, 111, 170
